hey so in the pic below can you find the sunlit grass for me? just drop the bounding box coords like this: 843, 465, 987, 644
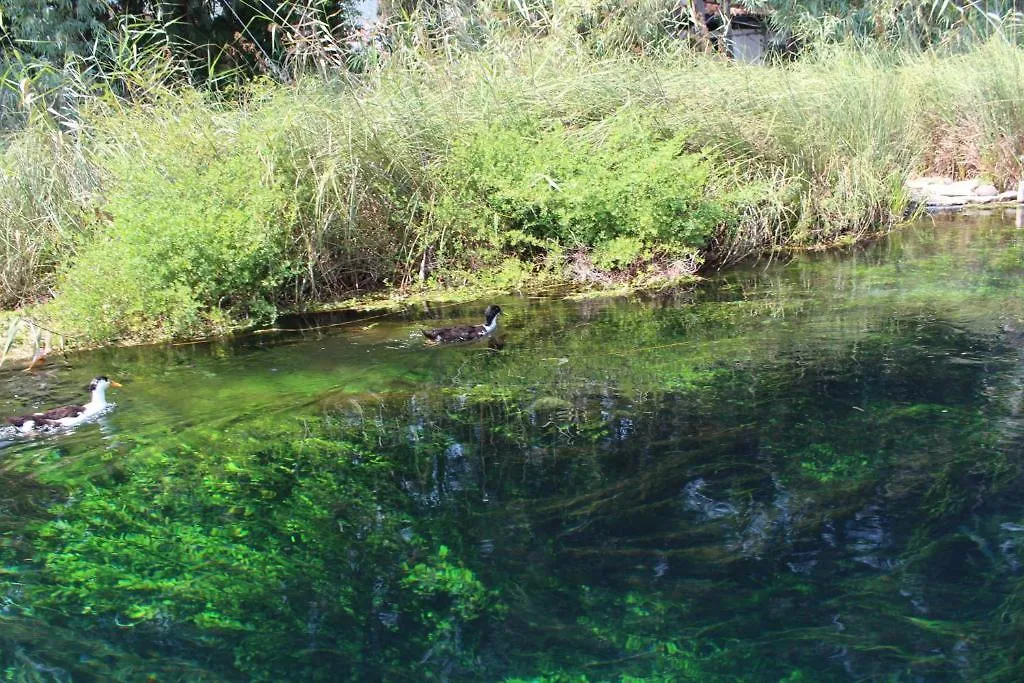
2, 16, 1024, 343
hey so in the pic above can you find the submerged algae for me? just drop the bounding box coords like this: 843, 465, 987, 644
2, 215, 1024, 680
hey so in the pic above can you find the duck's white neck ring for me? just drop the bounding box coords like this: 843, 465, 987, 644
483, 314, 500, 334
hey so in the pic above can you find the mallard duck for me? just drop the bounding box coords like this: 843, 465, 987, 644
6, 376, 122, 433
423, 305, 502, 344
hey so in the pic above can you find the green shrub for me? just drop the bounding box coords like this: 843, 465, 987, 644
437, 116, 733, 271
50, 101, 296, 341
592, 235, 646, 271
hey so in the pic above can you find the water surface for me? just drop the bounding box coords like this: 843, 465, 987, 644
3, 213, 1024, 681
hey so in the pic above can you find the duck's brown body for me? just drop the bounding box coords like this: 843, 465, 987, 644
422, 305, 502, 344
423, 323, 491, 344
6, 404, 86, 428
5, 376, 121, 433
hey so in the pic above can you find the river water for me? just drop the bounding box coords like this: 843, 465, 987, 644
2, 213, 1024, 681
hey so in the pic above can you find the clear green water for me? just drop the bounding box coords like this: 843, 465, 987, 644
3, 214, 1024, 681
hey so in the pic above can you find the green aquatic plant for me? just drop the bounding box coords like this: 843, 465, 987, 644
403, 545, 499, 621
21, 420, 507, 680
796, 443, 872, 484
402, 544, 506, 675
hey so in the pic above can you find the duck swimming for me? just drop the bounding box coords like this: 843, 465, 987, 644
423, 305, 502, 344
6, 376, 122, 434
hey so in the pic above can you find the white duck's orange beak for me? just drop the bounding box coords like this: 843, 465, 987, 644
109, 381, 123, 388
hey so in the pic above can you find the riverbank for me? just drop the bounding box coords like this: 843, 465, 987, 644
0, 208, 953, 370
909, 176, 1024, 210
3, 38, 1024, 352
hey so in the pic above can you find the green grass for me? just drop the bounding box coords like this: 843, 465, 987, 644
0, 125, 92, 308
2, 23, 1024, 344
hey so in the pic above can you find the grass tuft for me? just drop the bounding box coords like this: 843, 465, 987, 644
3, 17, 1024, 343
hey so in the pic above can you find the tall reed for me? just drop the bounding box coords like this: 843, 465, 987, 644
0, 125, 94, 308
2, 11, 1024, 342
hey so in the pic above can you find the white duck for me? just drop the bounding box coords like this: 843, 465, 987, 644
6, 376, 122, 433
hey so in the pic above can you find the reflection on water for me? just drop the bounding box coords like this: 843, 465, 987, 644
3, 214, 1024, 680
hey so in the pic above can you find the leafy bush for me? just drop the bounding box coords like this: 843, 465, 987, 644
437, 116, 732, 271
51, 100, 297, 341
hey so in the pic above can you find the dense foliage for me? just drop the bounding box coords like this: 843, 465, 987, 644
54, 94, 299, 340
1, 1, 1024, 347
755, 0, 1024, 47
0, 0, 357, 71
436, 117, 734, 272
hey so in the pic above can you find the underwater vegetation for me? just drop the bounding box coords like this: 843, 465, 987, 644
2, 217, 1024, 680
